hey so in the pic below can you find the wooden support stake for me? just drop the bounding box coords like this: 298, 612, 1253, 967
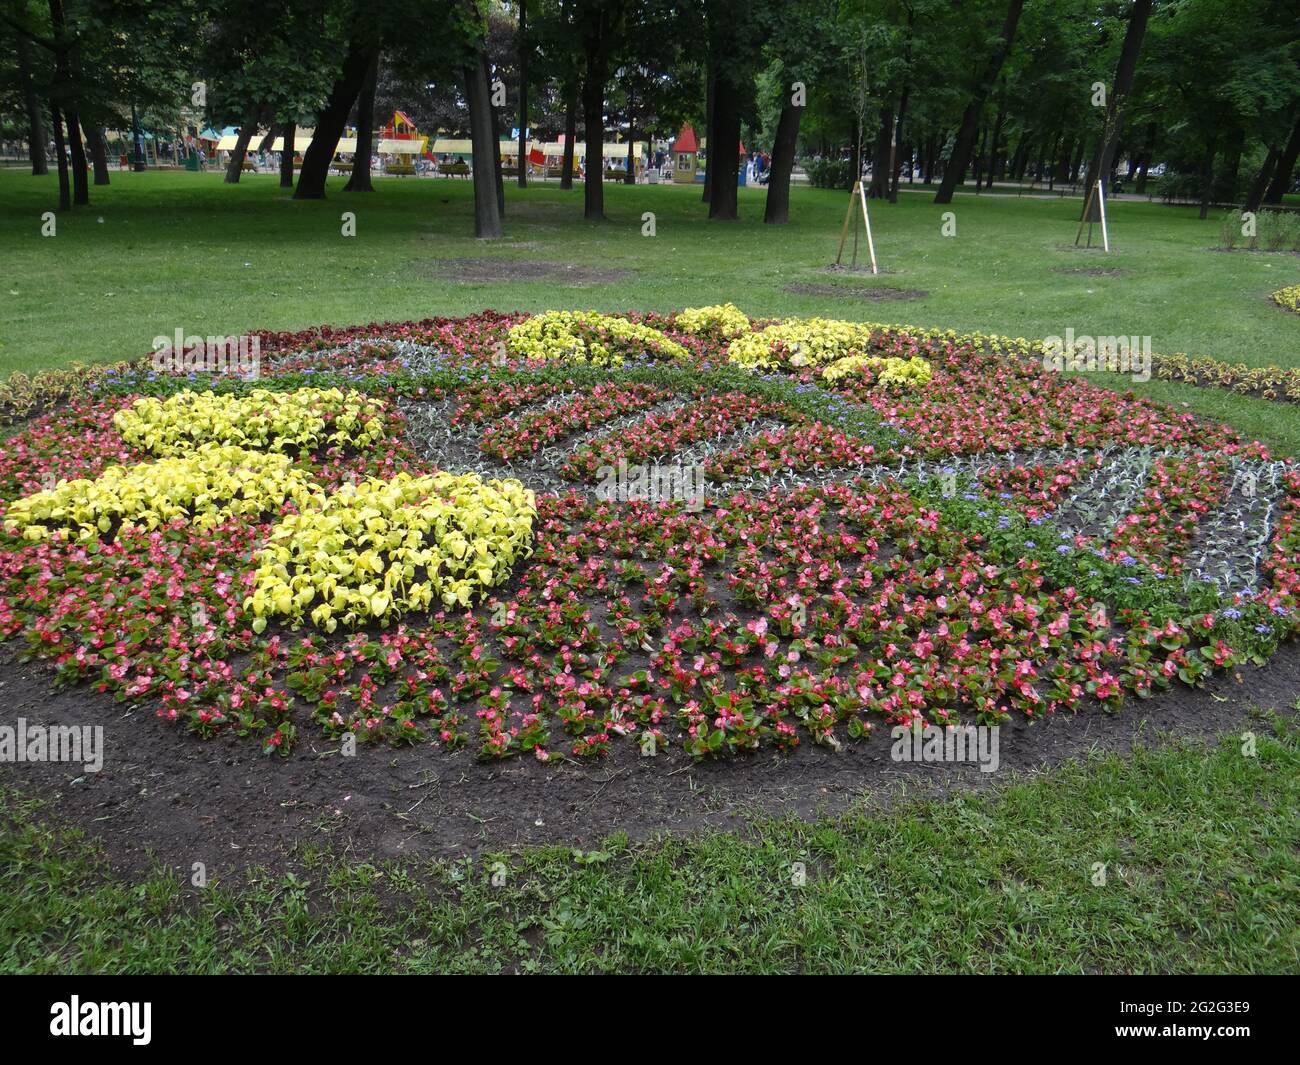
1097, 179, 1110, 252
835, 181, 879, 274
1074, 180, 1097, 247
859, 179, 879, 275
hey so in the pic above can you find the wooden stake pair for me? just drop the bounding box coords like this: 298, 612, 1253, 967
1075, 179, 1111, 251
834, 180, 879, 274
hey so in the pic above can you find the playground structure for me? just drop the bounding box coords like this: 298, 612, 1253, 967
668, 122, 748, 186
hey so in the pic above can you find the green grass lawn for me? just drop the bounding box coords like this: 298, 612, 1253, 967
1, 168, 1296, 378
3, 722, 1295, 974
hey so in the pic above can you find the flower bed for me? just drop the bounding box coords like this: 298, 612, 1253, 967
1272, 283, 1300, 314
1, 307, 1297, 763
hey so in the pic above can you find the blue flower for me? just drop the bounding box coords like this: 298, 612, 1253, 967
1220, 608, 1242, 620
1056, 545, 1071, 555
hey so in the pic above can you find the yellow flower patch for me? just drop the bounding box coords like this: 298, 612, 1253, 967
114, 387, 389, 456
821, 353, 933, 387
505, 311, 689, 366
675, 303, 751, 340
724, 317, 870, 370
4, 445, 318, 541
246, 471, 537, 631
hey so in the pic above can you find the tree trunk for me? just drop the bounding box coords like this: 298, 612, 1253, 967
1246, 146, 1279, 213
560, 80, 577, 189
702, 62, 715, 202
279, 121, 296, 187
1215, 124, 1244, 203
517, 0, 528, 188
47, 0, 87, 204
625, 120, 636, 185
869, 103, 892, 198
890, 85, 911, 201
582, 50, 606, 220
1264, 115, 1300, 204
224, 117, 256, 183
484, 51, 505, 217
17, 35, 47, 175
972, 121, 988, 192
83, 123, 109, 185
1082, 0, 1152, 219
985, 104, 1005, 188
51, 102, 71, 210
1008, 130, 1027, 181
1051, 134, 1070, 188
344, 49, 379, 192
294, 43, 372, 200
1198, 134, 1217, 219
65, 109, 87, 204
464, 50, 503, 238
763, 101, 802, 224
934, 0, 1025, 204
1070, 139, 1085, 183
708, 73, 739, 219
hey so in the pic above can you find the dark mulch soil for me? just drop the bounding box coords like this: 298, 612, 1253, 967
2, 639, 1296, 881
785, 283, 927, 300
426, 258, 632, 285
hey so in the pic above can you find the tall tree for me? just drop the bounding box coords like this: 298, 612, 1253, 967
15, 31, 47, 175
46, 0, 87, 204
294, 40, 373, 199
344, 48, 379, 192
1264, 114, 1300, 204
50, 99, 69, 209
1081, 0, 1153, 219
934, 0, 1025, 204
464, 38, 503, 236
279, 121, 296, 187
572, 0, 628, 220
223, 110, 259, 182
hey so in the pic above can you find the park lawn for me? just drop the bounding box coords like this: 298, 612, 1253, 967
1, 168, 1296, 379
2, 722, 1295, 974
